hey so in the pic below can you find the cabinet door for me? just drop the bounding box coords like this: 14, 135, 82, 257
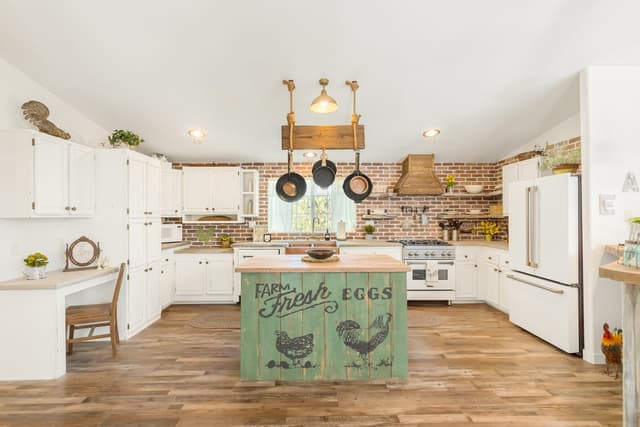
145, 219, 162, 262
484, 263, 500, 307
127, 267, 146, 334
455, 261, 477, 299
518, 157, 540, 181
210, 167, 241, 213
33, 136, 68, 216
128, 156, 147, 217
162, 169, 182, 217
175, 258, 205, 296
68, 143, 95, 216
205, 255, 233, 298
499, 271, 509, 313
183, 167, 211, 214
501, 162, 518, 217
145, 160, 162, 217
160, 262, 175, 308
146, 261, 161, 321
128, 220, 147, 268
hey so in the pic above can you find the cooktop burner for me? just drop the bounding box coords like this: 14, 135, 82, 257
394, 239, 451, 246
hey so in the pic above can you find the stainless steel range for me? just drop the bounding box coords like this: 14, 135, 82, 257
395, 239, 456, 303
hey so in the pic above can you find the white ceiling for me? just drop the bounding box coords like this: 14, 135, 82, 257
1, 1, 640, 163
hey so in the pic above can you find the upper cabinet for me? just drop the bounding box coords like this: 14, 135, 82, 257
182, 167, 242, 219
0, 130, 95, 218
502, 156, 540, 216
161, 166, 182, 217
126, 152, 161, 219
241, 170, 259, 218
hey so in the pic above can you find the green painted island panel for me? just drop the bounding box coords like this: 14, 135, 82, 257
240, 270, 408, 381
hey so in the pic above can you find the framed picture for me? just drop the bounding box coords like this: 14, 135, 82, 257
263, 233, 272, 242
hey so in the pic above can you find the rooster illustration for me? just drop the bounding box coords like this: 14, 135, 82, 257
336, 313, 393, 361
275, 331, 314, 367
601, 323, 622, 379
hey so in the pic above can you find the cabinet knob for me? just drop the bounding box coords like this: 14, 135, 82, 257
149, 267, 153, 271
148, 222, 153, 225
65, 206, 70, 211
174, 210, 178, 213
464, 255, 468, 258
71, 207, 77, 211
505, 260, 509, 264
488, 256, 492, 260
165, 258, 169, 262
494, 268, 498, 272
199, 261, 203, 264
144, 268, 148, 272
148, 211, 153, 215
206, 261, 209, 264
205, 208, 210, 210
474, 264, 478, 267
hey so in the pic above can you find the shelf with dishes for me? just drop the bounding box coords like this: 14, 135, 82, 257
362, 214, 397, 220
441, 190, 502, 197
437, 214, 505, 220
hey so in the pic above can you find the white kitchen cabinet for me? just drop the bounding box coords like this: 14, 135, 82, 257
146, 261, 162, 321
339, 245, 403, 261
128, 156, 147, 218
146, 220, 162, 262
161, 168, 183, 217
68, 143, 95, 216
455, 261, 478, 300
233, 247, 283, 302
145, 161, 162, 217
182, 167, 241, 216
127, 267, 147, 335
160, 261, 175, 308
175, 253, 234, 302
499, 271, 510, 313
241, 170, 260, 218
484, 262, 501, 307
0, 130, 97, 218
502, 156, 540, 216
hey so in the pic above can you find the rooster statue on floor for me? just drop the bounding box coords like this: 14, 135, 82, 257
601, 322, 623, 379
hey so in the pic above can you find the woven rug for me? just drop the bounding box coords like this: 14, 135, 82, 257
187, 308, 440, 329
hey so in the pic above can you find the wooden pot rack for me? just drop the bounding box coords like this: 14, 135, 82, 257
281, 79, 365, 151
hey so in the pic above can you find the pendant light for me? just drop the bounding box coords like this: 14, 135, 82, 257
310, 78, 338, 113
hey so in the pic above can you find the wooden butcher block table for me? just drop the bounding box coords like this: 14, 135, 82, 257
235, 254, 410, 381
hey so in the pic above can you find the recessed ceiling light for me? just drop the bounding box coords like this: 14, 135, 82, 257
188, 128, 207, 143
422, 128, 441, 139
303, 151, 317, 158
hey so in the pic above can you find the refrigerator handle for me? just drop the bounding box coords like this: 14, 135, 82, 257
526, 186, 531, 267
530, 185, 539, 268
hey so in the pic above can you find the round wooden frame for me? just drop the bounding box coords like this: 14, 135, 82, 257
66, 236, 100, 270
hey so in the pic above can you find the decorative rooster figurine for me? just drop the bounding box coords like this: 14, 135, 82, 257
601, 322, 622, 379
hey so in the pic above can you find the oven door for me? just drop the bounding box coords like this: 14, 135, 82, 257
407, 260, 455, 291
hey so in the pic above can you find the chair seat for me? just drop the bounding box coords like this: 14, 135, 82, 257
66, 303, 112, 324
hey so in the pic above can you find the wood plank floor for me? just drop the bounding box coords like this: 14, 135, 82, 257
0, 303, 621, 426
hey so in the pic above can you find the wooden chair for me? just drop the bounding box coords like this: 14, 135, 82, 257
66, 263, 126, 356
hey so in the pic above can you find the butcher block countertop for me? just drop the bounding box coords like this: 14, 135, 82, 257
235, 254, 410, 273
161, 241, 191, 250
0, 266, 119, 291
599, 261, 640, 285
449, 240, 509, 250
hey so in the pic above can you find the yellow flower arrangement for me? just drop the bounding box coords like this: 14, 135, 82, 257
445, 175, 456, 187
24, 252, 49, 267
472, 221, 501, 240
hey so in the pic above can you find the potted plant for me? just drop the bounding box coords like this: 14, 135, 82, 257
219, 234, 234, 248
472, 221, 501, 241
445, 175, 456, 193
364, 224, 376, 240
541, 149, 581, 174
23, 251, 49, 280
108, 129, 145, 150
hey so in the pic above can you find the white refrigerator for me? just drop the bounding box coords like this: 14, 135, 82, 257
507, 173, 582, 354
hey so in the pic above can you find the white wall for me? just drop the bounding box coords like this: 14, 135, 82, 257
580, 67, 640, 364
0, 56, 108, 280
502, 113, 581, 159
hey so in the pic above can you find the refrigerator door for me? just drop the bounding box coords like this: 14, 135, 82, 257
506, 271, 579, 353
531, 174, 580, 285
508, 179, 536, 275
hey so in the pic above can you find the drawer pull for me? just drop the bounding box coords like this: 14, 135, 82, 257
506, 274, 564, 294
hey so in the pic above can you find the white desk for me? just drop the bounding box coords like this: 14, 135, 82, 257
0, 267, 119, 380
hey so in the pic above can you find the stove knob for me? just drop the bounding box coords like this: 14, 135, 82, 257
424, 252, 429, 256
430, 251, 436, 257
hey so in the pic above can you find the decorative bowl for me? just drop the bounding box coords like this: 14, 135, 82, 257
464, 185, 484, 194
305, 248, 336, 260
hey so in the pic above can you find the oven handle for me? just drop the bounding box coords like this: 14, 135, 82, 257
437, 261, 454, 265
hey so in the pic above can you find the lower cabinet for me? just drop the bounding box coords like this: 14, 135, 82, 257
454, 246, 510, 313
454, 261, 478, 300
127, 259, 162, 338
175, 253, 234, 303
159, 261, 175, 309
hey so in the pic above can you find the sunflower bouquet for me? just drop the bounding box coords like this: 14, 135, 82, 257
472, 221, 501, 241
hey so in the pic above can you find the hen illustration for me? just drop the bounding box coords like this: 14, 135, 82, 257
336, 313, 393, 360
601, 322, 622, 379
22, 100, 71, 140
275, 331, 314, 366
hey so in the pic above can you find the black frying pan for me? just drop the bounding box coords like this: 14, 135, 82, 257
312, 148, 336, 188
276, 152, 306, 202
343, 152, 372, 203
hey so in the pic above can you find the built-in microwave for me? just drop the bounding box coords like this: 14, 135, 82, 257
161, 224, 183, 243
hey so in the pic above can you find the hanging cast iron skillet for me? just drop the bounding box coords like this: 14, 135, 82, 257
312, 148, 337, 188
343, 152, 372, 203
276, 151, 306, 203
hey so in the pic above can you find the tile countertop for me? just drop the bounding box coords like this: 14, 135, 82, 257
449, 240, 509, 250
0, 266, 119, 291
175, 247, 234, 254
161, 241, 191, 250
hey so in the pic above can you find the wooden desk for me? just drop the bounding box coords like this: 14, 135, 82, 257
0, 267, 119, 380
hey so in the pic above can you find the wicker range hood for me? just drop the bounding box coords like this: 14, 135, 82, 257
394, 154, 444, 195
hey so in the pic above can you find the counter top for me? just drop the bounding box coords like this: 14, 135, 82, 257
161, 241, 191, 250
337, 240, 402, 247
175, 247, 234, 254
599, 261, 640, 285
232, 239, 402, 248
449, 240, 509, 250
231, 241, 290, 248
0, 266, 119, 291
235, 254, 410, 273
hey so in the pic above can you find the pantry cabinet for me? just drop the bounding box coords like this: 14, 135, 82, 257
0, 130, 96, 218
126, 260, 162, 338
182, 167, 241, 215
502, 156, 540, 216
175, 253, 234, 302
161, 167, 183, 217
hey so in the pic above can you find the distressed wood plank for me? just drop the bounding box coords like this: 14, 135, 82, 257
368, 272, 393, 379
324, 272, 348, 380
343, 272, 369, 380
279, 272, 304, 381
281, 125, 365, 150
240, 273, 259, 380
302, 272, 326, 380
256, 272, 281, 380
390, 272, 409, 379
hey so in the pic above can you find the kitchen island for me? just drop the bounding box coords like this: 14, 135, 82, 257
235, 254, 410, 381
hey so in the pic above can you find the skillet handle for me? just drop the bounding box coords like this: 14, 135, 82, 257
355, 151, 360, 172
287, 151, 293, 174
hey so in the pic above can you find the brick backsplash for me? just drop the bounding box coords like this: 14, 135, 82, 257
167, 138, 580, 247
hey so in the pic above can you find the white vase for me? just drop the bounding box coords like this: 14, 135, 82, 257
365, 234, 374, 240
24, 265, 47, 280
